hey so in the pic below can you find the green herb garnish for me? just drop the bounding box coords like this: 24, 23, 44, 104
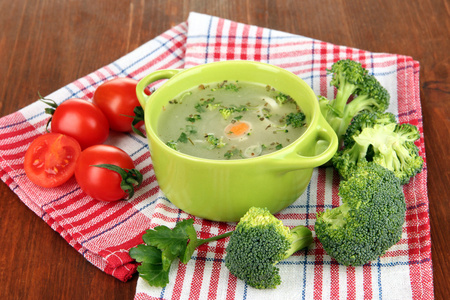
195, 97, 217, 113
184, 125, 197, 135
205, 134, 226, 149
186, 114, 201, 123
224, 148, 242, 159
177, 132, 188, 143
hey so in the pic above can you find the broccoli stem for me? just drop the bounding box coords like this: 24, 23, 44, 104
345, 95, 379, 116
332, 82, 358, 115
284, 225, 314, 258
334, 95, 380, 142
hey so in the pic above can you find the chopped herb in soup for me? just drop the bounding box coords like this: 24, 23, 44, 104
158, 80, 307, 160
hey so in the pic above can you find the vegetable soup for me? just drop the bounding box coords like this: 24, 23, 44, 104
157, 80, 308, 160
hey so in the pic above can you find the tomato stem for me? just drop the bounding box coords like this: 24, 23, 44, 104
120, 106, 146, 138
91, 164, 143, 199
38, 91, 59, 132
131, 106, 146, 138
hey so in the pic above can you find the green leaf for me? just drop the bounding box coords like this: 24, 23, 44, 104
137, 262, 170, 288
129, 244, 171, 287
143, 219, 194, 258
177, 132, 188, 143
130, 245, 171, 287
129, 244, 162, 263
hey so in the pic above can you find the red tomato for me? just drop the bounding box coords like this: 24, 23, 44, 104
24, 133, 81, 188
74, 145, 142, 202
93, 77, 150, 133
50, 98, 109, 149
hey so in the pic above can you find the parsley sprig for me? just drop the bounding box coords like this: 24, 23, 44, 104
129, 219, 232, 287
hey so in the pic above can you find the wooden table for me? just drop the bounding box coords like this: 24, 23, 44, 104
1, 1, 448, 299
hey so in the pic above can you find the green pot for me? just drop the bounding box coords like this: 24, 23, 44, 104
136, 60, 337, 222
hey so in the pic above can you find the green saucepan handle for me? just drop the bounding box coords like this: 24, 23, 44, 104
266, 113, 338, 171
136, 69, 182, 110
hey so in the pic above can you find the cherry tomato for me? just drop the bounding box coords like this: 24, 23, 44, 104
24, 133, 81, 188
74, 145, 142, 202
93, 77, 151, 133
48, 98, 110, 149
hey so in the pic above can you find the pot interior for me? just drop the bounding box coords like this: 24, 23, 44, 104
145, 61, 319, 158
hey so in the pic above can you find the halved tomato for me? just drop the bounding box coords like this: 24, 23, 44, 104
24, 133, 81, 188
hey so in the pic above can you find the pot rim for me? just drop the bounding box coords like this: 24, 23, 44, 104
137, 60, 337, 168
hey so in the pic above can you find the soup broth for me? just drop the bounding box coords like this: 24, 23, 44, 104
157, 80, 308, 160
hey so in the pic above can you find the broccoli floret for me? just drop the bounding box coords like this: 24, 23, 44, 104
332, 111, 424, 184
275, 92, 295, 105
319, 59, 390, 146
342, 111, 397, 148
166, 140, 178, 150
219, 107, 233, 120
219, 105, 248, 120
285, 111, 306, 128
225, 207, 313, 289
315, 162, 406, 266
205, 134, 226, 149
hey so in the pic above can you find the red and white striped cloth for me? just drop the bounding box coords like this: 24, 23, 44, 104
0, 12, 432, 299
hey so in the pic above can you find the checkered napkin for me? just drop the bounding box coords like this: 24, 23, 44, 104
0, 12, 432, 299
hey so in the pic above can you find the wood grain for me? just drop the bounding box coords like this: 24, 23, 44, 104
0, 0, 448, 299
